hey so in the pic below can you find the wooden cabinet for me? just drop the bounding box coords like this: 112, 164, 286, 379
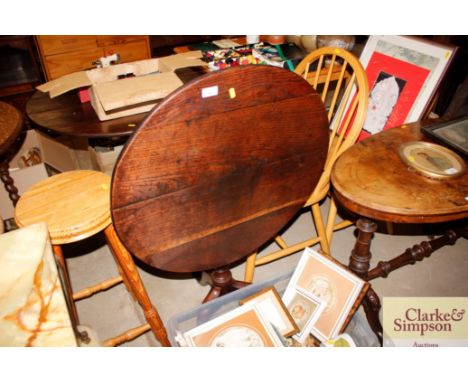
35, 35, 151, 80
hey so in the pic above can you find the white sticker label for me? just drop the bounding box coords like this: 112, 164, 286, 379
444, 167, 458, 175
201, 86, 218, 98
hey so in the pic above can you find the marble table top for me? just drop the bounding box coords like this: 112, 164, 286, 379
0, 222, 77, 346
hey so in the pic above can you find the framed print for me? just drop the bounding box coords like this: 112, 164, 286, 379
353, 36, 457, 141
284, 287, 326, 344
240, 286, 299, 337
421, 115, 468, 157
399, 141, 465, 179
283, 248, 368, 343
183, 304, 284, 347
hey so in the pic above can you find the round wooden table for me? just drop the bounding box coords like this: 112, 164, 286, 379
331, 121, 468, 342
25, 67, 209, 139
332, 122, 468, 224
111, 64, 329, 301
0, 101, 23, 206
26, 90, 146, 139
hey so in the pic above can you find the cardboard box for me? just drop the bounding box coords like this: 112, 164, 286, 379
1, 129, 98, 220
90, 144, 124, 176
0, 163, 49, 220
36, 51, 207, 121
8, 129, 96, 173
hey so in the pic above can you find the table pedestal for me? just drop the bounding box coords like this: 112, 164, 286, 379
201, 268, 251, 303
348, 217, 468, 345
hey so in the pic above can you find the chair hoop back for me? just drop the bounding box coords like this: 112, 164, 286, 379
294, 47, 369, 206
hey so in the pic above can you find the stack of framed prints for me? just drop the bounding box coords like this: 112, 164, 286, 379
181, 287, 298, 347
178, 248, 368, 346
282, 248, 368, 344
182, 303, 286, 347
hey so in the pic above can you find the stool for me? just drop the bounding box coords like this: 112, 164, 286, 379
14, 170, 170, 346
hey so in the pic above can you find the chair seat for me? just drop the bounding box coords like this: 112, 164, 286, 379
14, 170, 111, 244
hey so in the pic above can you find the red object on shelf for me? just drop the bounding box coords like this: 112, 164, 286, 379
78, 88, 90, 103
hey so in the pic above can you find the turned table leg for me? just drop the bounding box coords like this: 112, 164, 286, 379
349, 218, 383, 344
0, 160, 20, 206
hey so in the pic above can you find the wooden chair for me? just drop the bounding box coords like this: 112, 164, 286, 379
14, 170, 170, 346
244, 47, 369, 283
110, 65, 329, 310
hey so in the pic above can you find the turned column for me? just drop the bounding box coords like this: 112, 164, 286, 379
349, 218, 383, 344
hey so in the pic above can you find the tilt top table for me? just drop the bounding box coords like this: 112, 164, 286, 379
331, 121, 468, 343
111, 65, 329, 301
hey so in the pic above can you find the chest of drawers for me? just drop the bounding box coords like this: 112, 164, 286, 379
36, 35, 151, 80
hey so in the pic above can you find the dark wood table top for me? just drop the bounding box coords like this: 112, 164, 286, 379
25, 66, 209, 139
111, 65, 329, 273
0, 101, 23, 155
331, 121, 468, 223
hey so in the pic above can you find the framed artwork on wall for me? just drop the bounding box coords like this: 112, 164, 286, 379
356, 35, 457, 141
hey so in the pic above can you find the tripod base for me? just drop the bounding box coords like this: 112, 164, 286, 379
201, 268, 250, 303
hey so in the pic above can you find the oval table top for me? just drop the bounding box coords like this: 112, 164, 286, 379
331, 121, 468, 223
0, 101, 23, 155
111, 65, 330, 273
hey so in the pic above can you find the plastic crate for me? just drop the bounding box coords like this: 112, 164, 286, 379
167, 269, 379, 347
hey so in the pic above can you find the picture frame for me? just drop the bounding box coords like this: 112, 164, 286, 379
355, 35, 457, 141
240, 286, 299, 337
182, 304, 284, 347
399, 141, 465, 179
421, 115, 468, 158
282, 248, 368, 343
284, 286, 326, 344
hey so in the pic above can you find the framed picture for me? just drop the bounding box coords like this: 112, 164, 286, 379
282, 248, 368, 343
355, 36, 457, 141
284, 287, 326, 344
183, 304, 284, 347
421, 115, 468, 157
240, 286, 299, 337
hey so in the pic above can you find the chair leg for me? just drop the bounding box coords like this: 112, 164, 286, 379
103, 224, 171, 347
244, 252, 257, 283
274, 235, 288, 249
311, 203, 330, 255
325, 197, 339, 244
